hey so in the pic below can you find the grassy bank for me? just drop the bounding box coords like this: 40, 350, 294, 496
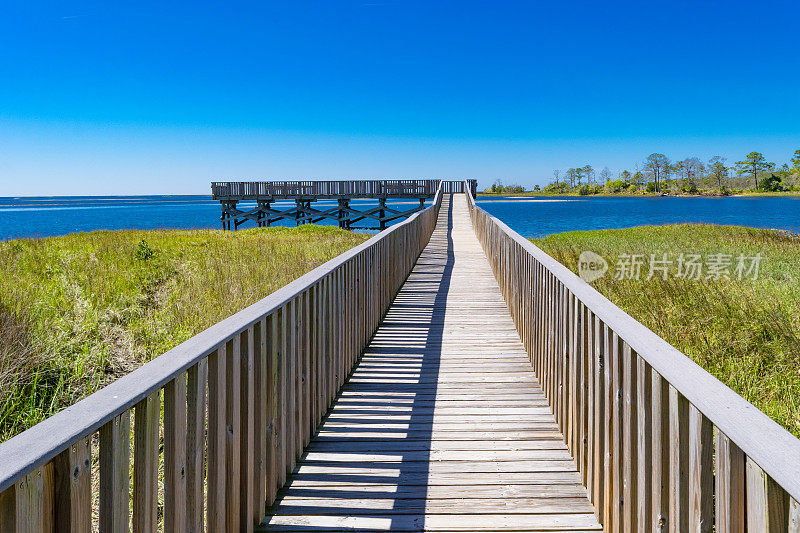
0, 226, 369, 441
477, 190, 800, 198
534, 224, 800, 436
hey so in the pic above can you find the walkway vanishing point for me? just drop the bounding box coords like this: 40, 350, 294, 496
260, 194, 600, 531
2, 181, 800, 532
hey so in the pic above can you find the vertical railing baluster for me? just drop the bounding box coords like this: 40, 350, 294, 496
133, 391, 159, 533
669, 385, 689, 532
586, 310, 596, 507
636, 356, 652, 530
283, 302, 295, 476
99, 411, 130, 533
207, 346, 226, 532
54, 436, 91, 532
239, 327, 254, 531
225, 336, 241, 531
747, 458, 790, 532
186, 360, 207, 533
688, 404, 713, 532
164, 373, 187, 533
716, 431, 745, 532
622, 343, 638, 532
593, 315, 605, 520
652, 370, 669, 532
254, 318, 268, 520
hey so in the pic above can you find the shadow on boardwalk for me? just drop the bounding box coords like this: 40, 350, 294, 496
261, 197, 453, 530
259, 194, 599, 532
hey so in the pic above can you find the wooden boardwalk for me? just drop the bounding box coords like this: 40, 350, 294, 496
259, 195, 601, 531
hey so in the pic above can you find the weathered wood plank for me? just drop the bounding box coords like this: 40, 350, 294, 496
285, 301, 296, 477
652, 370, 669, 532
164, 374, 187, 533
99, 412, 130, 533
636, 356, 652, 531
225, 336, 242, 531
266, 314, 279, 507
688, 405, 713, 532
715, 431, 745, 533
239, 327, 255, 532
207, 345, 226, 533
622, 343, 637, 533
14, 466, 45, 532
274, 307, 287, 495
254, 318, 268, 519
132, 392, 159, 533
609, 328, 622, 530
186, 359, 207, 533
594, 315, 606, 524
669, 386, 689, 532
270, 496, 595, 514
53, 436, 91, 532
260, 513, 602, 531
747, 457, 790, 533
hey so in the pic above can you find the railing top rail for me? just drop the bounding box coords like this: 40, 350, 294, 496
210, 179, 475, 199
0, 182, 445, 494
464, 182, 800, 502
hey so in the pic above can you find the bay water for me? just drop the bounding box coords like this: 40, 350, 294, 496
1, 195, 798, 241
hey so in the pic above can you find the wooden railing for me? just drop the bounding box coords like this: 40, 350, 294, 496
439, 180, 475, 194
465, 182, 800, 532
0, 184, 444, 532
211, 179, 477, 200
212, 180, 438, 199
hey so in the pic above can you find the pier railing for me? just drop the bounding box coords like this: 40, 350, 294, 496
211, 179, 476, 200
465, 182, 800, 531
0, 183, 444, 531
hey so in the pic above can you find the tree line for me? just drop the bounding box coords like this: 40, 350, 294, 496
486, 149, 800, 194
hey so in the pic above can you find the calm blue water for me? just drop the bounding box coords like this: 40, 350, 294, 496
1, 195, 798, 241
0, 196, 427, 240
478, 196, 800, 238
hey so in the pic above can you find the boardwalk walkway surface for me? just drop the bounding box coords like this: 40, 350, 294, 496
259, 195, 601, 531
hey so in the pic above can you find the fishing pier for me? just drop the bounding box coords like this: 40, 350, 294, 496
211, 179, 478, 230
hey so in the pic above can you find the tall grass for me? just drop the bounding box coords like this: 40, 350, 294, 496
0, 226, 369, 441
534, 224, 800, 436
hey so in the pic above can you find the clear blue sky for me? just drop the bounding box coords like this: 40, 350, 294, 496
1, 0, 799, 195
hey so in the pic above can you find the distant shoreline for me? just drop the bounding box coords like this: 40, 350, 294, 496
478, 191, 800, 198
0, 194, 212, 201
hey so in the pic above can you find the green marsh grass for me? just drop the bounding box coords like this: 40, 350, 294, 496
534, 224, 800, 436
0, 226, 369, 441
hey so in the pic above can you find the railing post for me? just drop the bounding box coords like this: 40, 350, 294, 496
239, 326, 255, 531
186, 360, 207, 532
636, 355, 652, 529
622, 343, 638, 532
254, 318, 268, 521
224, 336, 242, 531
164, 373, 187, 533
133, 391, 159, 533
54, 437, 91, 532
207, 344, 227, 531
716, 432, 745, 532
669, 385, 689, 532
688, 405, 713, 532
